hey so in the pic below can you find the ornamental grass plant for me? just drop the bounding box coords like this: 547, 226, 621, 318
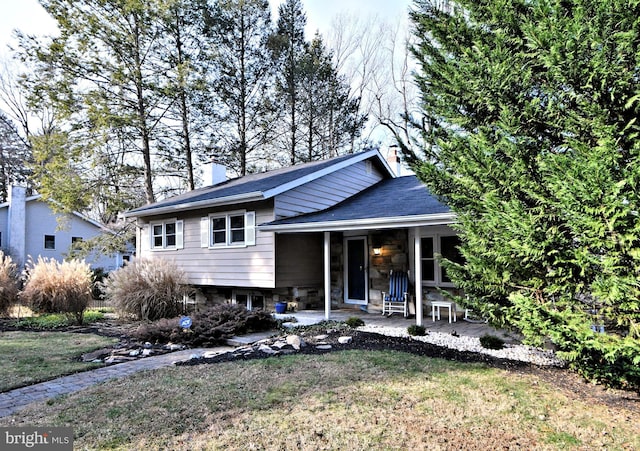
20, 257, 92, 325
102, 258, 191, 321
0, 251, 19, 316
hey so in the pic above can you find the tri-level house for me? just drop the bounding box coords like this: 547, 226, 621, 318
125, 149, 462, 325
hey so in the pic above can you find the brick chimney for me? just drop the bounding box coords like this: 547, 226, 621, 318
387, 145, 401, 176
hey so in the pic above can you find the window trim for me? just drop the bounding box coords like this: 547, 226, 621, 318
420, 234, 461, 288
149, 219, 183, 251
201, 210, 256, 249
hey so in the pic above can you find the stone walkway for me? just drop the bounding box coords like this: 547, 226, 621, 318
0, 346, 232, 418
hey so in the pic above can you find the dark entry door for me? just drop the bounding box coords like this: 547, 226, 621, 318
345, 236, 367, 305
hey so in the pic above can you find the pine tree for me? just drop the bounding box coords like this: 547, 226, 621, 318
407, 0, 640, 388
205, 0, 275, 176
18, 0, 175, 206
270, 0, 308, 166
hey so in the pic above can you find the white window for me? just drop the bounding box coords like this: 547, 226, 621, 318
233, 290, 265, 310
201, 211, 256, 248
421, 235, 463, 286
150, 219, 183, 250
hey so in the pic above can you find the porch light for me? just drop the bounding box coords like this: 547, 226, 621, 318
371, 234, 383, 256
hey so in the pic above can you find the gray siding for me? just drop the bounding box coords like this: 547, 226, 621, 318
139, 203, 276, 288
274, 161, 384, 219
275, 233, 323, 288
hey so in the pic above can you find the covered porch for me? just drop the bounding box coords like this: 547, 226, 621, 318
260, 176, 461, 327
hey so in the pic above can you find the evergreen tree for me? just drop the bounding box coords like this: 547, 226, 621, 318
270, 0, 308, 165
160, 0, 211, 191
205, 0, 275, 176
407, 0, 640, 389
298, 34, 366, 161
18, 0, 174, 206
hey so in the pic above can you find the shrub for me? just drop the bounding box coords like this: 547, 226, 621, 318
345, 317, 364, 328
91, 267, 109, 299
479, 334, 505, 350
135, 304, 277, 346
20, 257, 92, 325
0, 251, 19, 317
102, 258, 191, 321
407, 324, 427, 336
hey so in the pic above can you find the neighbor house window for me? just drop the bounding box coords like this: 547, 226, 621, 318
44, 235, 56, 250
72, 237, 83, 244
421, 235, 463, 286
201, 211, 255, 248
150, 219, 183, 250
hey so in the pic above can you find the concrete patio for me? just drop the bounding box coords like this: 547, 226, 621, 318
274, 308, 521, 343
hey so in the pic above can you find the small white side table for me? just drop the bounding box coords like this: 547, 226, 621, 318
431, 301, 457, 323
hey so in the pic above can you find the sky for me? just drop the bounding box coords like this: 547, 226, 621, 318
0, 0, 412, 59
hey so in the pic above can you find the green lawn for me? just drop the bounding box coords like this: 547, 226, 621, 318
2, 350, 638, 450
0, 331, 118, 392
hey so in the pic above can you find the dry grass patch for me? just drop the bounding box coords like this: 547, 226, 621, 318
2, 351, 638, 450
0, 331, 118, 392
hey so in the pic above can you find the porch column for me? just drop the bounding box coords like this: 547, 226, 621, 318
324, 231, 331, 320
414, 227, 423, 326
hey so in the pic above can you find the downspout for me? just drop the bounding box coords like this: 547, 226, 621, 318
414, 228, 423, 326
324, 231, 331, 321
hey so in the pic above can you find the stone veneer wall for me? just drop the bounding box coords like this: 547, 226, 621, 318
368, 230, 409, 310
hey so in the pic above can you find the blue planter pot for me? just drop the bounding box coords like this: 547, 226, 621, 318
275, 302, 287, 314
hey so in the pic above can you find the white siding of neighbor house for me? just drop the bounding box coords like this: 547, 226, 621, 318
23, 201, 120, 270
139, 204, 276, 288
274, 160, 384, 219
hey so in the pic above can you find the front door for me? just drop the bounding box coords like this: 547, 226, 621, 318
344, 236, 368, 305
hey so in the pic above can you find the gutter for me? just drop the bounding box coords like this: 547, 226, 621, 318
123, 191, 265, 219
258, 212, 457, 233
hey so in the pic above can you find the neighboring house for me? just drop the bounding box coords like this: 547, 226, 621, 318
0, 186, 126, 271
125, 149, 460, 325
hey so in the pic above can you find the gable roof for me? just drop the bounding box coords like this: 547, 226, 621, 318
124, 149, 393, 218
259, 176, 455, 232
0, 194, 109, 231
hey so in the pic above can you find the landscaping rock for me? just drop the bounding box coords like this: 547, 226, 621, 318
338, 336, 353, 344
286, 334, 305, 350
81, 348, 112, 362
258, 344, 277, 354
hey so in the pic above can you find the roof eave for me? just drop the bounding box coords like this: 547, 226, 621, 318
123, 191, 265, 218
258, 213, 457, 233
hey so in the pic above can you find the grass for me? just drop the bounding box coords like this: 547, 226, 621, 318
1, 350, 638, 450
13, 310, 106, 329
0, 331, 118, 392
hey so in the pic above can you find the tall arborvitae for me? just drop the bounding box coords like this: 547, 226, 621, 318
407, 0, 640, 389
